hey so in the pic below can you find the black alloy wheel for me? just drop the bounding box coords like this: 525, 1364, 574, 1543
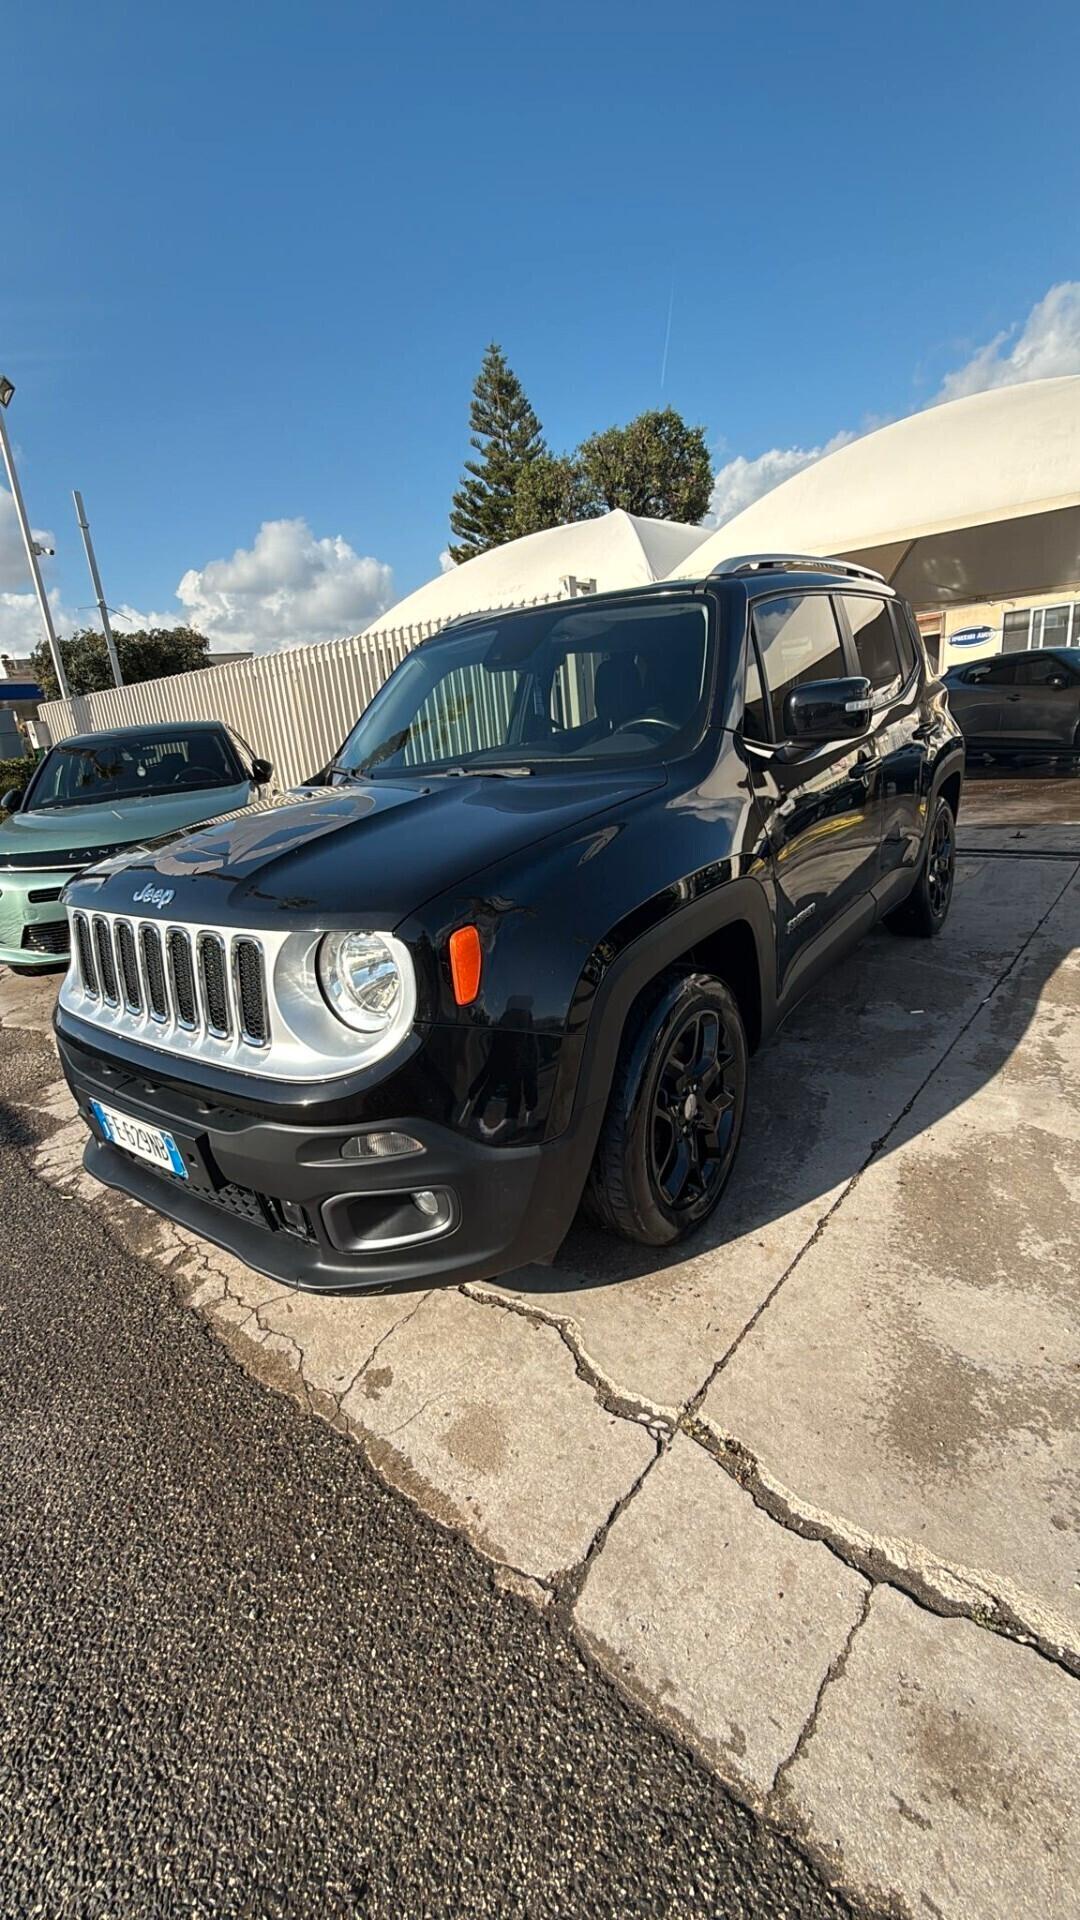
886, 795, 957, 938
584, 970, 748, 1247
925, 802, 955, 918
649, 1004, 738, 1222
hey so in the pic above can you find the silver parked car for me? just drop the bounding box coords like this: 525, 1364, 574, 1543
943, 647, 1080, 764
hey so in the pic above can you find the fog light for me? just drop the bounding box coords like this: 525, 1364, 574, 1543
413, 1189, 441, 1218
341, 1130, 423, 1160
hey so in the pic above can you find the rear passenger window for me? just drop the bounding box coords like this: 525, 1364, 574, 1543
750, 594, 846, 738
1015, 653, 1074, 686
843, 596, 901, 694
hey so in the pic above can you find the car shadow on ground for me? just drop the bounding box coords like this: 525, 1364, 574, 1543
535, 841, 1076, 1294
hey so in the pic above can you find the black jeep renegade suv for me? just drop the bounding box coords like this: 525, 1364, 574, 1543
56, 556, 963, 1292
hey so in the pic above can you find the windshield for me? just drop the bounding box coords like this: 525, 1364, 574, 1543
27, 728, 244, 810
334, 596, 712, 779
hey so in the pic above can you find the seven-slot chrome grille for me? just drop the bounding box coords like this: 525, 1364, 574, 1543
70, 910, 269, 1048
60, 906, 412, 1082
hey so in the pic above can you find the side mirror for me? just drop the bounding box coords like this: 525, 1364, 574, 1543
1, 787, 23, 813
783, 677, 873, 744
1047, 675, 1067, 690
251, 757, 273, 785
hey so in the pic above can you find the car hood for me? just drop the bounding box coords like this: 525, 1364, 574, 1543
0, 782, 254, 868
64, 770, 664, 927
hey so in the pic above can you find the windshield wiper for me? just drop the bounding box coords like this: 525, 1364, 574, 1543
437, 764, 534, 779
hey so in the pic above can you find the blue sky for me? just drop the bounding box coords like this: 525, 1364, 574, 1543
2, 0, 1080, 655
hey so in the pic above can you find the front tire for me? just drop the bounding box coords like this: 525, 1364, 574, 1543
886, 795, 956, 938
584, 969, 748, 1247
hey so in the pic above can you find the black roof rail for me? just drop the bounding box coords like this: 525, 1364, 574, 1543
708, 553, 886, 584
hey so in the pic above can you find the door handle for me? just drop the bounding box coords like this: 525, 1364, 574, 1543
1006, 694, 1022, 702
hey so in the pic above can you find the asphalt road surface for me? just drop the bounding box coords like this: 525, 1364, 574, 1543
0, 1015, 860, 1920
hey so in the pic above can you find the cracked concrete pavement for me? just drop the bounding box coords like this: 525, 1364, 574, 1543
2, 771, 1078, 1920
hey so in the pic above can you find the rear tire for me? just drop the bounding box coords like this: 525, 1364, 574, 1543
885, 795, 956, 938
584, 969, 748, 1247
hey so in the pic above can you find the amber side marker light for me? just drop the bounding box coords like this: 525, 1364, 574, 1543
448, 924, 482, 1005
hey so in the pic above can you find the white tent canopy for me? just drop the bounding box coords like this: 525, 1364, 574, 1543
366, 509, 710, 634
669, 377, 1080, 609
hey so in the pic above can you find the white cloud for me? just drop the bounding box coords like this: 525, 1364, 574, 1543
438, 547, 455, 573
935, 281, 1080, 401
1, 501, 395, 662
705, 282, 1080, 532
175, 517, 394, 654
0, 588, 80, 665
0, 487, 74, 664
0, 486, 55, 592
705, 432, 857, 528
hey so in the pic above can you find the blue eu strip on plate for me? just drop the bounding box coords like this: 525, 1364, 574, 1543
89, 1097, 188, 1179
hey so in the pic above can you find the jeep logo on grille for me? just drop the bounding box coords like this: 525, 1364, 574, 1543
133, 884, 175, 910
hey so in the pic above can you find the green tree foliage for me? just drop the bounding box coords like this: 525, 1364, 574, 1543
510, 453, 599, 539
30, 626, 211, 703
578, 409, 713, 523
448, 344, 546, 562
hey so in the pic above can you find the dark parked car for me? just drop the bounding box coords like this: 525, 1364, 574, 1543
55, 556, 964, 1293
943, 647, 1080, 764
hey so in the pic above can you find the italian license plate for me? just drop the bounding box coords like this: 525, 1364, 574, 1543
89, 1099, 188, 1179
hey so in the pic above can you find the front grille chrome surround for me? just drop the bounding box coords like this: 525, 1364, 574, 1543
115, 920, 143, 1013
167, 929, 198, 1030
140, 925, 169, 1023
197, 933, 231, 1039
93, 915, 119, 1005
74, 914, 98, 996
61, 912, 417, 1085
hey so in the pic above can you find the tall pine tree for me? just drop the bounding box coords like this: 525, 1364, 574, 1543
448, 344, 545, 562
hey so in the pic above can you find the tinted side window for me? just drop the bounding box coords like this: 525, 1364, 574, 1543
1015, 653, 1073, 686
751, 594, 846, 738
891, 603, 918, 680
971, 657, 1019, 687
843, 596, 901, 693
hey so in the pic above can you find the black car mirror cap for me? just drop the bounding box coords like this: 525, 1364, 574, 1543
1, 787, 24, 812
251, 757, 274, 785
782, 677, 874, 744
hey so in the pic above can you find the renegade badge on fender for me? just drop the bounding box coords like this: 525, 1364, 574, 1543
56, 557, 964, 1292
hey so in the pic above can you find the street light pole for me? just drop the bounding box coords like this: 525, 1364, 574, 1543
0, 375, 72, 700
73, 489, 123, 687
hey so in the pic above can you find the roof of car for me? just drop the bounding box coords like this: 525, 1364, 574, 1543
55, 720, 227, 750
436, 556, 893, 638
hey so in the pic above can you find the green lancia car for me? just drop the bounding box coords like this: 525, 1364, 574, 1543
0, 721, 273, 972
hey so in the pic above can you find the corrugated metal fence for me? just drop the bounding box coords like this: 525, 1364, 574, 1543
37, 594, 560, 790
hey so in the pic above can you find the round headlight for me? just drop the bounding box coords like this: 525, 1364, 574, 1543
318, 930, 404, 1033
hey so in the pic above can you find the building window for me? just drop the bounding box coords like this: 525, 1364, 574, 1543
1037, 604, 1072, 647
1002, 610, 1031, 652
1001, 603, 1078, 652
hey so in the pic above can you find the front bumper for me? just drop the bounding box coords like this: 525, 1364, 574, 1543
0, 867, 73, 967
56, 1023, 593, 1292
